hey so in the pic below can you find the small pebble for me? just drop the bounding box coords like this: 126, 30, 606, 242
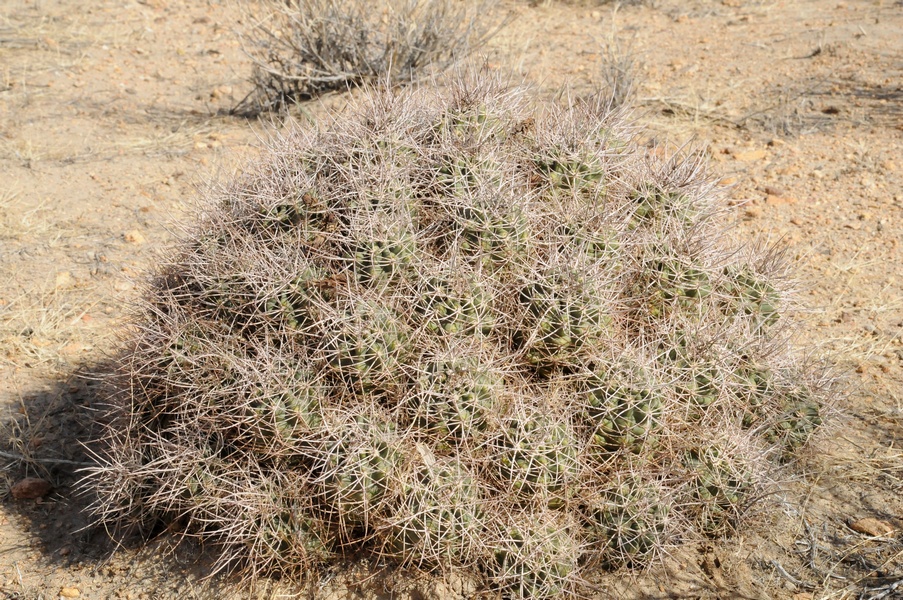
733, 149, 767, 161
55, 271, 76, 289
123, 230, 146, 244
850, 518, 895, 537
11, 477, 52, 500
744, 207, 763, 219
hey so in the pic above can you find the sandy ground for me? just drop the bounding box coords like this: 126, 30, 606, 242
0, 0, 901, 598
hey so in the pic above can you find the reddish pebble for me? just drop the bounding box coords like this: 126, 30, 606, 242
11, 477, 52, 500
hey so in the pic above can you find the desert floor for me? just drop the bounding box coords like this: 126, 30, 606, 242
0, 0, 901, 598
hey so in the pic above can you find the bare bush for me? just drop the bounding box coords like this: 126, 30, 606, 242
236, 0, 501, 114
597, 37, 640, 108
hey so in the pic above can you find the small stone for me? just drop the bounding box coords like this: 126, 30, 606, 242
733, 149, 767, 161
11, 477, 52, 500
790, 218, 803, 226
62, 342, 91, 356
744, 206, 763, 219
124, 230, 146, 244
850, 518, 895, 537
60, 587, 80, 598
55, 271, 76, 289
763, 185, 787, 197
792, 594, 813, 600
765, 194, 797, 206
113, 281, 135, 292
210, 85, 232, 99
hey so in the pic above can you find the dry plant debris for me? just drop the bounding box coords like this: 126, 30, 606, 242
236, 0, 501, 114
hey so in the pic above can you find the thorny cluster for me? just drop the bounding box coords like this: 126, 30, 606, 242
88, 72, 832, 598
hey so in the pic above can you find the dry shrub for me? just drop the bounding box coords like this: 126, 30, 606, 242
86, 69, 834, 598
236, 0, 501, 114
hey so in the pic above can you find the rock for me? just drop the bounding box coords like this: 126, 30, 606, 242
850, 518, 895, 537
62, 342, 91, 356
744, 206, 763, 219
765, 194, 797, 206
60, 587, 80, 598
55, 271, 76, 289
733, 149, 767, 161
11, 477, 52, 500
124, 230, 146, 244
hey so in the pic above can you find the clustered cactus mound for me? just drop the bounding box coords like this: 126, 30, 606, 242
88, 72, 831, 597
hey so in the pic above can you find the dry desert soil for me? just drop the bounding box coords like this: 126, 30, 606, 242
0, 0, 901, 598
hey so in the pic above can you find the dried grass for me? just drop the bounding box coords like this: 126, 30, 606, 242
235, 0, 504, 115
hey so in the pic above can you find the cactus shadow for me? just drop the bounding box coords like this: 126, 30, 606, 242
0, 363, 237, 597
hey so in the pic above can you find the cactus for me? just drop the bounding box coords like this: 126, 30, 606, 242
255, 508, 332, 569
350, 228, 418, 285
535, 148, 605, 193
629, 186, 697, 228
323, 299, 408, 391
683, 446, 751, 535
407, 353, 502, 445
558, 220, 621, 263
381, 455, 483, 568
765, 389, 823, 458
733, 361, 776, 429
88, 72, 832, 595
454, 199, 530, 267
673, 359, 724, 416
414, 273, 495, 337
491, 513, 581, 599
321, 415, 401, 532
515, 266, 612, 372
247, 367, 325, 454
635, 252, 713, 321
580, 361, 663, 456
496, 408, 580, 504
585, 477, 669, 567
721, 265, 781, 330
